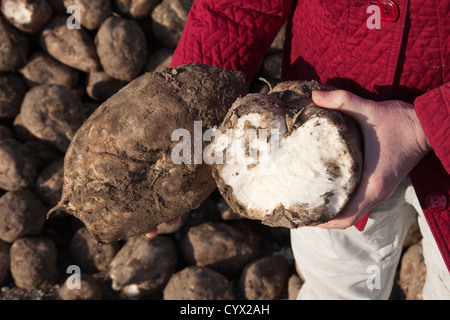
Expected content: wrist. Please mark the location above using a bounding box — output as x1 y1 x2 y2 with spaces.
410 104 432 155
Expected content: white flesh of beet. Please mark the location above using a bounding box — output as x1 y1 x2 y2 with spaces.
217 114 355 223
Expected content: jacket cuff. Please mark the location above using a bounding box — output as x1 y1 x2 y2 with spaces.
414 83 450 174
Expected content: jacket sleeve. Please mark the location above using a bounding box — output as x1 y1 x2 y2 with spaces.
170 0 294 83
414 82 450 174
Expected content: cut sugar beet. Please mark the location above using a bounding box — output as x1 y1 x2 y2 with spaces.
211 80 363 228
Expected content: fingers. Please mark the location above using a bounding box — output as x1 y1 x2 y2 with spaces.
317 147 378 230
311 89 374 229
317 181 372 230
312 89 354 110
141 228 158 239
141 216 182 238
166 216 181 226
312 90 369 123
317 165 392 230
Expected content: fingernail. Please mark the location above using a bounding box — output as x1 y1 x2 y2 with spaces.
141 228 158 238
312 90 329 103
167 216 181 226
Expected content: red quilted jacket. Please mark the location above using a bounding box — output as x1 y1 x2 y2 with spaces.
171 0 450 272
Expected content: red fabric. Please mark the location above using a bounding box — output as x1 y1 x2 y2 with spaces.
171 0 294 83
354 212 370 232
171 0 450 271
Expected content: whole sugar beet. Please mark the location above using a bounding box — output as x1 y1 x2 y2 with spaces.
40 16 101 73
0 15 29 72
1 0 52 34
0 73 27 119
63 0 112 30
51 64 247 244
112 0 160 20
10 236 59 290
151 0 189 49
19 52 80 89
17 84 86 153
95 16 147 82
0 139 37 191
0 189 47 243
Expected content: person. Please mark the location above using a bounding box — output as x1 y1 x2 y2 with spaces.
143 0 450 299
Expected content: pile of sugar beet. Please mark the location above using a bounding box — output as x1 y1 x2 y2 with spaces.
0 0 425 300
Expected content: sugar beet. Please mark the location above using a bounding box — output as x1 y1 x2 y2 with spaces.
51 64 247 244
211 80 363 228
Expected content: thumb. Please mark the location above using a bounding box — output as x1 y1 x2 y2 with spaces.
312 90 367 121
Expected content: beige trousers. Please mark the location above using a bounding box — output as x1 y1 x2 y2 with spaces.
291 176 450 300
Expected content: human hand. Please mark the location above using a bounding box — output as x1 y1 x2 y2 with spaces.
141 216 181 238
311 89 431 229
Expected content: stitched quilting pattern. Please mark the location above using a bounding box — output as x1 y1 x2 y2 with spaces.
171 0 294 81
397 0 450 96
284 0 408 100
